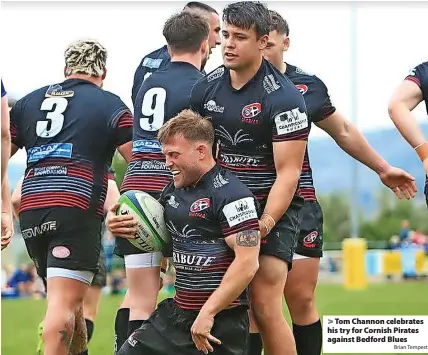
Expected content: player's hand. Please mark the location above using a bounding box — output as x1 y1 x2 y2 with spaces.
378 166 417 200
258 220 268 239
106 203 138 239
191 311 221 354
1 211 13 250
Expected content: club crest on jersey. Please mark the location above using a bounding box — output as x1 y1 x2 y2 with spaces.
190 198 210 212
241 103 262 124
295 84 308 95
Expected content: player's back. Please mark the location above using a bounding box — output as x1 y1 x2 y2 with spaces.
121 61 204 197
10 79 132 216
131 45 171 106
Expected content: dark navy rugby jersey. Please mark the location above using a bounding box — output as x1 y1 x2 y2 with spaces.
285 63 336 202
160 164 259 310
190 59 309 205
9 79 133 216
131 45 170 107
1 80 6 97
405 61 428 115
121 62 204 197
405 61 428 191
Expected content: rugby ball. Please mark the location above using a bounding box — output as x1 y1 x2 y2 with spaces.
117 190 170 252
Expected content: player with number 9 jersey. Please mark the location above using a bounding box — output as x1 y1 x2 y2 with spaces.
8 40 133 285
116 11 208 258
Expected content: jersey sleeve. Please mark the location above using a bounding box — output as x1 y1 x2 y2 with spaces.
269 84 309 142
108 167 115 180
9 99 25 149
405 63 428 99
1 80 6 97
107 99 134 147
216 180 260 237
311 77 336 122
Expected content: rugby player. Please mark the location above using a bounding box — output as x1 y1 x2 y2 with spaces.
109 11 210 352
190 2 310 354
131 2 221 107
389 61 428 208
11 167 120 353
1 80 13 251
8 39 133 355
243 10 417 355
112 110 260 355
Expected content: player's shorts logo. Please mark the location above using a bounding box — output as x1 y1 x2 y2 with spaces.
52 246 71 259
295 84 308 95
303 231 318 248
190 198 211 213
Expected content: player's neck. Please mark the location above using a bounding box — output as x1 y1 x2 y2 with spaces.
66 74 102 87
191 158 216 187
170 54 202 71
229 56 263 90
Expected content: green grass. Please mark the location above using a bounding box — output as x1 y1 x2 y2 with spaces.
2 282 428 355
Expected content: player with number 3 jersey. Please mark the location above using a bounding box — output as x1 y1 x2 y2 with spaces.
8 40 133 355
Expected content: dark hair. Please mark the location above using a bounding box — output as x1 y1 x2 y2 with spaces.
157 109 214 146
163 11 210 54
269 10 289 36
222 1 270 39
184 2 218 14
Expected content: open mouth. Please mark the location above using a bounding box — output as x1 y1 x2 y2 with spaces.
224 52 237 58
171 170 181 177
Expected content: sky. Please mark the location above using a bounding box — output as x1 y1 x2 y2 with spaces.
1 1 428 165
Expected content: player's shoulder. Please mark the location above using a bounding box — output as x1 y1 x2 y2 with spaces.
262 60 302 102
209 166 254 200
13 84 51 111
407 61 428 79
140 45 170 71
196 65 227 87
285 62 327 89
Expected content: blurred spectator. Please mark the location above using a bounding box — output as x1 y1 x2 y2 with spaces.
388 235 401 250
399 220 410 242
3 264 33 297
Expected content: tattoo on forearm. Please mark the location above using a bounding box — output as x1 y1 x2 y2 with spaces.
236 230 260 247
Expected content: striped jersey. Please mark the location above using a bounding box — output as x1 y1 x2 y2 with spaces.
161 164 259 310
121 62 204 198
285 63 336 201
190 59 309 208
9 79 133 216
1 80 6 97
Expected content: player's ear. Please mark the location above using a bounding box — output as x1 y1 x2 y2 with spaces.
283 36 290 52
101 68 107 81
197 143 208 160
258 34 269 51
64 67 68 78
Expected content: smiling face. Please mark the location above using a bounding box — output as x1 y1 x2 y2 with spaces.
163 134 205 188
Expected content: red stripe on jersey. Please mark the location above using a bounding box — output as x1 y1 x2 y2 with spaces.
20 192 90 213
117 112 134 128
405 76 421 88
222 220 259 237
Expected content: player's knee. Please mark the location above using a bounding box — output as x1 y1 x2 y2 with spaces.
286 287 315 317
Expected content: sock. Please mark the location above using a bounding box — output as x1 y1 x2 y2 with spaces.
114 308 130 354
85 318 94 343
248 332 263 355
77 351 88 355
127 320 145 337
293 319 322 355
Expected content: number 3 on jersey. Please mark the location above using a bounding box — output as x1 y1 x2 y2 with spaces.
140 87 166 132
37 97 68 138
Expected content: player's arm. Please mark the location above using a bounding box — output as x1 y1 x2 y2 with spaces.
262 92 308 237
1 83 11 186
316 111 392 173
104 173 120 215
110 108 134 163
1 175 13 250
200 230 260 315
388 76 428 168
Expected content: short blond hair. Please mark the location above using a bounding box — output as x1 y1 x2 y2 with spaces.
157 109 214 146
64 39 107 77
